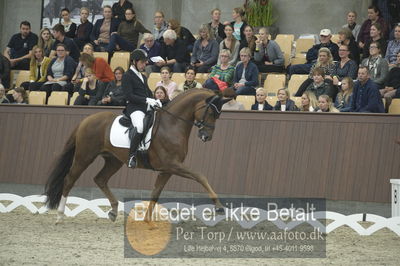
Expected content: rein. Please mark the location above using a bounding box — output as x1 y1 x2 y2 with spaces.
155 96 221 130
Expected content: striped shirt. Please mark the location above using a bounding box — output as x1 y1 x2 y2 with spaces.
209 64 235 85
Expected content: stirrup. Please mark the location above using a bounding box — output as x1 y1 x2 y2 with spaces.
128 156 137 168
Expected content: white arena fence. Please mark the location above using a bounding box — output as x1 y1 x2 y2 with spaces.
1 193 399 236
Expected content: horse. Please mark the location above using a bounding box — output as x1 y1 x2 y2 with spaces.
44 89 231 223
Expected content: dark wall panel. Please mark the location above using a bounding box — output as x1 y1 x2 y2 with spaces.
1 105 400 203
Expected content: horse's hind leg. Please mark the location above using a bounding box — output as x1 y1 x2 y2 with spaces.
145 172 171 222
93 155 123 222
56 158 95 224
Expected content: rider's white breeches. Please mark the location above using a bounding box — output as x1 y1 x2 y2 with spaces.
130 111 145 133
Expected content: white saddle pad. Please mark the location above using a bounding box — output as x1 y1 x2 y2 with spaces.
110 115 153 150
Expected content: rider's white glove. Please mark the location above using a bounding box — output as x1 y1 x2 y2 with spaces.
155 99 162 107
146 98 162 108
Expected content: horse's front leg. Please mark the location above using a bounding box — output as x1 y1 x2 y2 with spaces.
144 172 172 222
166 163 224 213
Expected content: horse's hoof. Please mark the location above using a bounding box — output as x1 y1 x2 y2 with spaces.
215 207 225 214
55 217 64 225
108 211 117 222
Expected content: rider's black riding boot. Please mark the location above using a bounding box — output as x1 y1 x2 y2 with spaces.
127 127 142 168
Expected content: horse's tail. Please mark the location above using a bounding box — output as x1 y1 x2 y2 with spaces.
44 127 77 209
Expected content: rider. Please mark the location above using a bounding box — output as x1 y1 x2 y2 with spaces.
122 49 162 168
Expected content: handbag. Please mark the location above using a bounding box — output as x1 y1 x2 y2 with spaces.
211 77 228 91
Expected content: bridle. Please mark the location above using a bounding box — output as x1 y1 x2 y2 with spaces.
155 95 221 130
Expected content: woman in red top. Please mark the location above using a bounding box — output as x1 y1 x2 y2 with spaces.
78 53 114 82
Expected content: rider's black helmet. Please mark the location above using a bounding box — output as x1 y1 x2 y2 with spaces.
130 49 147 63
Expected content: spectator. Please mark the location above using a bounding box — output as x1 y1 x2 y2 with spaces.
112 0 133 21
191 24 219 73
90 5 120 52
305 67 336 100
333 44 358 83
358 5 389 49
233 47 259 95
78 53 114 82
173 66 202 99
107 8 150 53
217 25 240 66
372 0 390 26
0 84 10 104
72 43 95 85
221 87 245 110
229 7 247 41
361 41 389 88
152 30 190 73
335 77 354 112
82 43 95 56
295 47 336 97
207 8 226 43
337 28 360 64
11 87 28 104
251 88 273 110
97 66 126 106
351 66 384 113
362 23 388 59
308 47 336 79
299 91 318 112
168 19 196 53
59 8 77 39
385 24 400 68
74 68 103 105
20 46 51 91
273 88 298 111
3 21 38 70
41 43 77 98
239 25 258 57
154 85 170 106
342 11 361 42
204 49 235 91
0 54 11 89
140 33 162 75
37 28 55 57
155 66 178 98
152 11 168 42
387 0 400 28
254 27 284 73
289 29 339 76
50 24 80 62
315 95 339 112
74 7 93 50
380 51 400 111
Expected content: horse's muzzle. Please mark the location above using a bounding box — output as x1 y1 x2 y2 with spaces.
198 131 212 142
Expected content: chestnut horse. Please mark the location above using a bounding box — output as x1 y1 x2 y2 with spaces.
44 89 230 223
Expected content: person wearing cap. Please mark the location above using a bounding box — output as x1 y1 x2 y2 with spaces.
122 49 161 168
288 28 339 76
